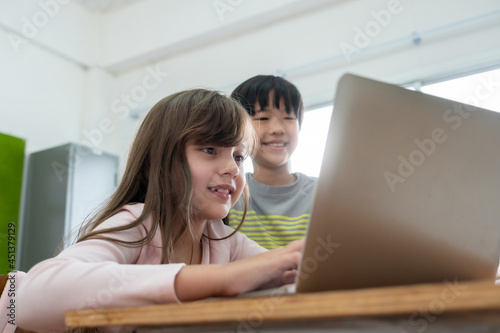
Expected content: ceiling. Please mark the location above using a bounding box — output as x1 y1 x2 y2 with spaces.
73 0 145 13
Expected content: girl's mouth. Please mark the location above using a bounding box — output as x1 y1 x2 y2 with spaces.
209 187 231 194
210 187 231 194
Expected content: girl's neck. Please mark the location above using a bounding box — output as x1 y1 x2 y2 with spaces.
251 164 297 186
172 220 206 265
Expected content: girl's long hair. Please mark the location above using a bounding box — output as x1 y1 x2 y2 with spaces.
76 89 257 263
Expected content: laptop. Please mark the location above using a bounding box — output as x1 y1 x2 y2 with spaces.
243 73 500 297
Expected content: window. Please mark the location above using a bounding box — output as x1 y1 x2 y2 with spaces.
420 68 500 113
290 106 332 177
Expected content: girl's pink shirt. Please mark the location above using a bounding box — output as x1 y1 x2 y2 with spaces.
17 203 266 332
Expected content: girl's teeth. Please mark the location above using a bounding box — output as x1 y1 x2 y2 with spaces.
268 143 285 147
211 188 229 194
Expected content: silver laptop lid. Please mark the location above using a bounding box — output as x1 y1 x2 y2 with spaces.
296 73 500 292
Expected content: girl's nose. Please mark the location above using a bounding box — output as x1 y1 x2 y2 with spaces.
221 157 239 178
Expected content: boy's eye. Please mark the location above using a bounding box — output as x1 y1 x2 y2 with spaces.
201 147 216 155
284 116 296 120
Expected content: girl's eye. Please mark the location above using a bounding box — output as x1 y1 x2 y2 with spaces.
201 147 216 155
234 155 246 164
254 117 268 121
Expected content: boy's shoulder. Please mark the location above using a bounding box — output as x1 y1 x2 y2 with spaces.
245 172 318 185
244 172 317 194
295 172 318 185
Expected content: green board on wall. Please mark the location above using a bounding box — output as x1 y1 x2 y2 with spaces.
0 133 25 274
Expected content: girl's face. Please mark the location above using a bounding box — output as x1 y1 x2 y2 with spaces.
186 140 247 222
251 92 299 170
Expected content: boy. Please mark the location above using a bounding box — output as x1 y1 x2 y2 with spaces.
228 75 318 249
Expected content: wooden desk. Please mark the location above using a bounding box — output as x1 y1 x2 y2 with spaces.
66 280 500 332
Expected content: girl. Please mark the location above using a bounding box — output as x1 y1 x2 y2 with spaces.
16 89 302 332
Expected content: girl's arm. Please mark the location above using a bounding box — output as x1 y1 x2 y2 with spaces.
175 238 303 301
17 238 185 332
17 208 302 331
17 208 185 332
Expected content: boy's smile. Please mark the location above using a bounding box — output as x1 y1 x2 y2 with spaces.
262 139 288 151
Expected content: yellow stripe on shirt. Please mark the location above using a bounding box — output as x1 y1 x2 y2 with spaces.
228 208 310 249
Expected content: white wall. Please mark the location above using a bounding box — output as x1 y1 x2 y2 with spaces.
0 0 96 154
1 0 499 165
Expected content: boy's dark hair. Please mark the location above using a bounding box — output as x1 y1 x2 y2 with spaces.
231 75 304 127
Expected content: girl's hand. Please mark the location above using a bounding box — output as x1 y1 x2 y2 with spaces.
174 238 304 301
221 238 304 296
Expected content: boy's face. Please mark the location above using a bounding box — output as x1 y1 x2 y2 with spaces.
251 91 299 171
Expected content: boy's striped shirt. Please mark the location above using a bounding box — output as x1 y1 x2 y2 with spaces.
228 173 318 249
228 210 310 249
